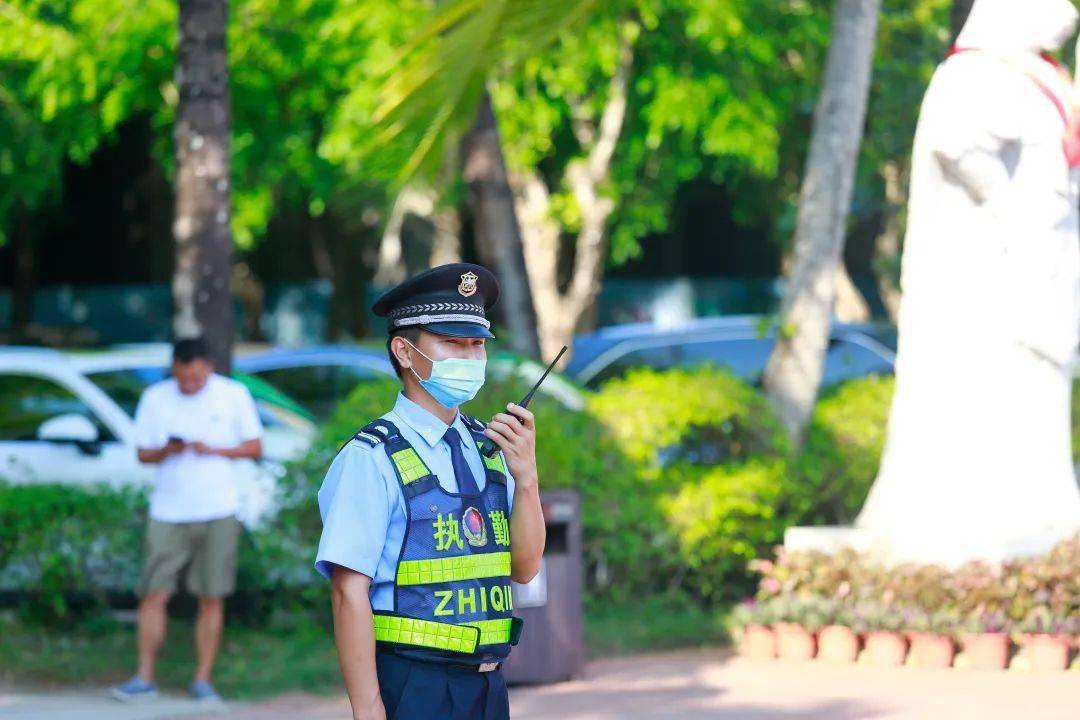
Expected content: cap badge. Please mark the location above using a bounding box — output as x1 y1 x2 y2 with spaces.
458 271 478 298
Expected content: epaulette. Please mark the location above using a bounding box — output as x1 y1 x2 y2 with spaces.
344 419 398 450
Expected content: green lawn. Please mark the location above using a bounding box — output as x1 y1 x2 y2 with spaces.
0 596 730 699
0 612 342 699
585 594 731 657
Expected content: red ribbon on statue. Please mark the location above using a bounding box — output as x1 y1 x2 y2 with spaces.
948 45 1080 168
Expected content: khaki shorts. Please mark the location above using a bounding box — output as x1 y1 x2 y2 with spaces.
137 516 242 598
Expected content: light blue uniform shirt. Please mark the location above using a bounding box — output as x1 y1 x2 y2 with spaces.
315 392 515 611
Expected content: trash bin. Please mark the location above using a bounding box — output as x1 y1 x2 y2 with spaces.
503 489 585 684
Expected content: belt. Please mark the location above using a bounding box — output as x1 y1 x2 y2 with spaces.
377 648 501 674
449 660 501 673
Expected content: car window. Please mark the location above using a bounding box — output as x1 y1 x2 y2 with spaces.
587 345 680 388
252 364 381 420
0 374 115 441
87 367 168 417
677 338 774 382
822 339 893 385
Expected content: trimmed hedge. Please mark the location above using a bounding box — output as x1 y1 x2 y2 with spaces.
2 364 898 623
787 375 893 526
0 482 145 625
296 369 647 600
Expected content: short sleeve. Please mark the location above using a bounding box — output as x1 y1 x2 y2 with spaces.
233 384 263 441
314 442 392 580
503 453 516 515
133 390 161 450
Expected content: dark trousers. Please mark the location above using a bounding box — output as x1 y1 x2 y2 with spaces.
376 651 510 720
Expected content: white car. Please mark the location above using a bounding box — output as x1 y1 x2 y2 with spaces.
0 346 316 526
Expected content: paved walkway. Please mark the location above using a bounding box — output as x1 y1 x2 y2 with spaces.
3 650 1080 719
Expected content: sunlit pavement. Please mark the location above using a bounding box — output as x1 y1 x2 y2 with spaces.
4 649 1080 719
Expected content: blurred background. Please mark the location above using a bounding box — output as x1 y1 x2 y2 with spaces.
3 0 1079 717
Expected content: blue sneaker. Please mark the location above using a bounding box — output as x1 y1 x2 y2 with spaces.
110 676 158 702
190 679 223 703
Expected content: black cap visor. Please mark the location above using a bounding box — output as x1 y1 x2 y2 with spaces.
421 321 495 339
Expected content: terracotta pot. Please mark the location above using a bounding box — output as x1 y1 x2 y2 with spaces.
739 624 776 660
1026 635 1070 672
775 623 817 661
961 633 1010 671
908 633 954 669
817 625 860 663
862 631 908 667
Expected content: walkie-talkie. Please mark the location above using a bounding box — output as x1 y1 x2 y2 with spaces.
479 346 568 458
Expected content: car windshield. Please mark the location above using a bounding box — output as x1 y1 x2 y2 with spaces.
86 367 167 416
85 367 309 431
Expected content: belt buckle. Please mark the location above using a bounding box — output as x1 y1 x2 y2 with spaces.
478 662 499 673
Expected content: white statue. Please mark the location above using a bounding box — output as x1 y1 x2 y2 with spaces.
855 0 1080 565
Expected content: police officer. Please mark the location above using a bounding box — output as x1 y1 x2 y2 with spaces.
315 263 546 720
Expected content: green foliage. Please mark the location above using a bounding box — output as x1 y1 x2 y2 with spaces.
490 0 833 263
307 370 651 600
588 365 789 468
0 482 146 626
788 375 894 526
0 0 174 241
1 368 898 627
661 459 787 600
337 0 600 184
749 534 1080 636
589 366 791 601
0 0 956 282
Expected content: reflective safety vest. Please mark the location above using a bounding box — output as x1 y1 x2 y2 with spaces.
351 414 522 665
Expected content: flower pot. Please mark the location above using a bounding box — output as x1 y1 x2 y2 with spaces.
1026 635 1070 672
775 623 816 661
817 625 860 663
739 624 776 660
862 631 908 667
961 633 1010 671
908 633 954 669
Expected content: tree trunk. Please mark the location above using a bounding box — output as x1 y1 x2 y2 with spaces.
173 0 233 373
462 92 542 360
375 185 460 285
874 159 906 322
833 264 871 323
311 209 371 342
762 0 881 446
514 32 633 363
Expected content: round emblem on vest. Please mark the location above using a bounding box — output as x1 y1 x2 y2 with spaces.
462 506 488 547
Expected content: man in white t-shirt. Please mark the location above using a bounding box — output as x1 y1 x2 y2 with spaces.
111 338 262 704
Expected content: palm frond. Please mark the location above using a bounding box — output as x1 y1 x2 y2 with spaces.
363 0 599 185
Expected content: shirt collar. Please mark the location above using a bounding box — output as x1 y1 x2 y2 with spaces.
392 392 461 448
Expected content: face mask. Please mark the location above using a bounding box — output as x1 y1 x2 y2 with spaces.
404 339 486 409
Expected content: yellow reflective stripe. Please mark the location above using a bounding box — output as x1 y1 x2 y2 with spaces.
466 618 512 646
373 615 478 653
396 552 511 586
391 448 430 484
476 442 507 473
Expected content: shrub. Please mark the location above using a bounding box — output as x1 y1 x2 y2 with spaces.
590 366 792 602
788 375 894 526
749 534 1080 636
287 369 649 601
0 482 145 626
660 460 788 600
589 366 789 469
